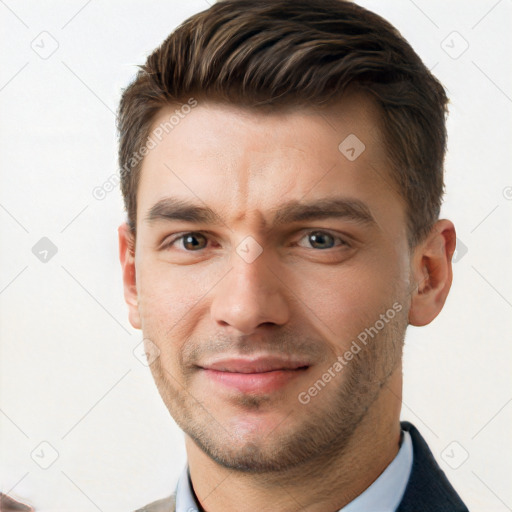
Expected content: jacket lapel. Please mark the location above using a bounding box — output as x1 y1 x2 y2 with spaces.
396 421 469 512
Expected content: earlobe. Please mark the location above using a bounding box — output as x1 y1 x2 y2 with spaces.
118 223 141 330
408 220 456 327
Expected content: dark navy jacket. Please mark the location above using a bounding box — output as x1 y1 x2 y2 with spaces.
397 421 468 512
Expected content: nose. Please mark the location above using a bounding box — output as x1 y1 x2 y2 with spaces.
210 251 290 336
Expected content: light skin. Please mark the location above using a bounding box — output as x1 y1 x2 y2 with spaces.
119 92 456 511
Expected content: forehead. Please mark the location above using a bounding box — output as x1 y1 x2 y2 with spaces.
136 92 404 232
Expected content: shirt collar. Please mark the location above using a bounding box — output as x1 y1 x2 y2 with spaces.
339 429 413 512
175 430 413 512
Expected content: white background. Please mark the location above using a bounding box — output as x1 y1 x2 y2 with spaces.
0 1 511 511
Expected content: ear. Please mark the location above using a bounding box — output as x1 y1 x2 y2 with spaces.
408 219 456 327
118 223 141 330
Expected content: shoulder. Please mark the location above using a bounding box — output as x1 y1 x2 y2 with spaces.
133 493 176 512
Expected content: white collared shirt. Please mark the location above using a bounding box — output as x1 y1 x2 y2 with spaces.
175 430 413 512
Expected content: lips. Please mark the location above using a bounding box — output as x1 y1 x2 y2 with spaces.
202 357 310 373
199 356 310 393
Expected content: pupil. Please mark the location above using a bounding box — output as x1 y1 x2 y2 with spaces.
310 232 333 249
184 234 204 250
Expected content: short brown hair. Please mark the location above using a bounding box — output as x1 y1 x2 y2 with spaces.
117 0 448 246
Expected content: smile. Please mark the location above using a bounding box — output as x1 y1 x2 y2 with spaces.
199 356 311 393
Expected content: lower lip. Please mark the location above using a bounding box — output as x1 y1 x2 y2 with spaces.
202 368 307 394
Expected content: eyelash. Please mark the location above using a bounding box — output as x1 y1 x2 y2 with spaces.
161 230 349 251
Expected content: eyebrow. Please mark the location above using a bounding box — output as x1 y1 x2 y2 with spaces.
271 197 375 226
144 196 376 228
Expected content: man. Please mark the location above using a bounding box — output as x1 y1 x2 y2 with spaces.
117 0 468 510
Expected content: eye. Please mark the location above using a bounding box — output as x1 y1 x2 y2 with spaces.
297 230 347 250
163 232 209 251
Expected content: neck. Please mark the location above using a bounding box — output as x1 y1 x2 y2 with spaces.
186 370 402 512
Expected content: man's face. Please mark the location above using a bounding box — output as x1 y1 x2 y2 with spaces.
126 93 414 472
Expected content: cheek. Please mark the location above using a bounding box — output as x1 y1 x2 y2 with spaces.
135 258 220 350
137 268 178 319
288 252 406 347
137 278 198 379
